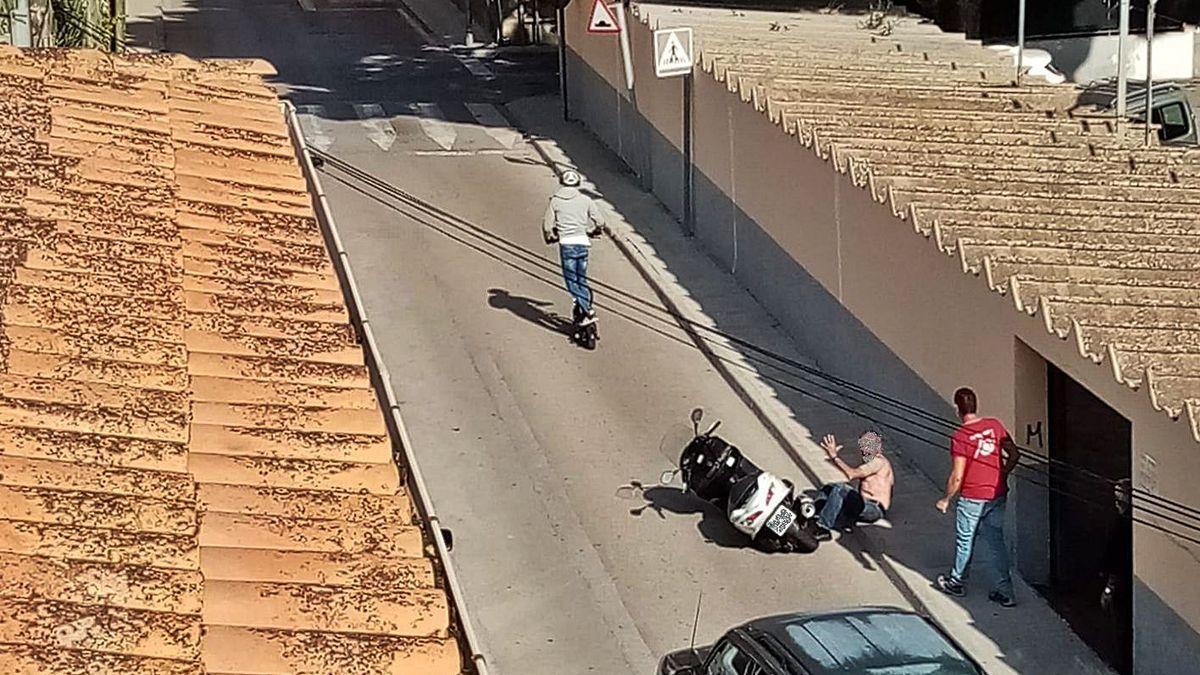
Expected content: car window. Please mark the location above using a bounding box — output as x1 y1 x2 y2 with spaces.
1152 102 1190 141
781 612 981 674
706 640 759 675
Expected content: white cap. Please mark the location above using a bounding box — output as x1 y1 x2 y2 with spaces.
561 170 581 187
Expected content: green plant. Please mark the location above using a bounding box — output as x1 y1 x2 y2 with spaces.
53 0 123 49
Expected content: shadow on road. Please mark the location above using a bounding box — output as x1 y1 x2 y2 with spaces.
487 288 572 336
633 486 760 550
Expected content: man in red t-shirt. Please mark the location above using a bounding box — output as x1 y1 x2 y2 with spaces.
935 387 1021 606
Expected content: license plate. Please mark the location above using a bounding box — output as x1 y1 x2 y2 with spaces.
765 505 796 536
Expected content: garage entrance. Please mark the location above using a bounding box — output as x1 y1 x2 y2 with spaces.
1046 364 1132 674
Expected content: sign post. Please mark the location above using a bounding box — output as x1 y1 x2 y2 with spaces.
653 27 694 78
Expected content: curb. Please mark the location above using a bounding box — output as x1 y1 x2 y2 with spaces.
281 101 491 675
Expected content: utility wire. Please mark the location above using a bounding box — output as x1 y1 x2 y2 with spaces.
307 146 1200 543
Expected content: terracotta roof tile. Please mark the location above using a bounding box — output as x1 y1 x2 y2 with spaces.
0 48 460 673
641 4 1200 442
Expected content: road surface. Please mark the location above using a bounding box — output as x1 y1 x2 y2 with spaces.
146 2 1114 673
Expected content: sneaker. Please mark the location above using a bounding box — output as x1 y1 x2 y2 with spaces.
579 312 597 327
988 590 1016 608
936 574 965 597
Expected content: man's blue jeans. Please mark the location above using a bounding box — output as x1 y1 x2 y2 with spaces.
951 495 1013 597
560 244 592 314
817 482 884 531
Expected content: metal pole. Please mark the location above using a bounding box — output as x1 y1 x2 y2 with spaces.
1145 0 1157 145
1016 0 1026 83
1116 0 1130 121
683 73 694 236
495 0 505 45
532 0 540 44
615 1 634 91
558 7 569 121
466 0 476 47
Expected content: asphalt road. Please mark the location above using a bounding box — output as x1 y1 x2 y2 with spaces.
151 3 1112 674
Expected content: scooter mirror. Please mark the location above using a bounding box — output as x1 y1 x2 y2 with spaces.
660 470 677 485
690 408 704 425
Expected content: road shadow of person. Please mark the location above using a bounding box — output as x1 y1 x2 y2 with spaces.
487 288 572 336
634 485 755 550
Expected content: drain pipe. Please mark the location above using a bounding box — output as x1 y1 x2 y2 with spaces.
281 101 491 675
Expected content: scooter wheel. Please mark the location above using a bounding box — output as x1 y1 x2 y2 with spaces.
582 329 597 350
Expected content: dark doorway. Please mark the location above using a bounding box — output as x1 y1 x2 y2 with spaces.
1045 364 1132 674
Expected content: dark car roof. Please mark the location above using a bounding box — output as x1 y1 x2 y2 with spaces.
742 607 983 674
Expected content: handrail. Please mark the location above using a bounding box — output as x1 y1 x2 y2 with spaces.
281 100 491 675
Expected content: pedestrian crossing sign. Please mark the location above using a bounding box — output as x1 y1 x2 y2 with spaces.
587 0 620 34
654 27 693 78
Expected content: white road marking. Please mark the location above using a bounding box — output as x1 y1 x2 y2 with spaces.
410 102 457 151
410 148 515 156
353 103 397 151
295 104 333 151
456 55 495 80
463 102 521 149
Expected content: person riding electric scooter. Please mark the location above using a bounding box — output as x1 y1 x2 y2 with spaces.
543 170 605 349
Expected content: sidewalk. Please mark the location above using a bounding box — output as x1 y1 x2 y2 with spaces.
505 94 1114 675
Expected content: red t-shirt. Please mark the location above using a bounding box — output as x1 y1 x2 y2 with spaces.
951 418 1010 500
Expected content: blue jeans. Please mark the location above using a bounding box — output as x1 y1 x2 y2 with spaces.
560 244 592 314
817 482 884 531
951 495 1013 597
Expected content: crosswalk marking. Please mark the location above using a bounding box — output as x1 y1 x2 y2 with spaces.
410 102 458 151
455 55 495 80
353 103 398 151
463 103 521 149
295 105 333 151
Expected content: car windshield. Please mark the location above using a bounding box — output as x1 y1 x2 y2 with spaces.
781 612 981 674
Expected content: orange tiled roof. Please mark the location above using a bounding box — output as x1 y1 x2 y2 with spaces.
640 4 1200 444
0 46 460 673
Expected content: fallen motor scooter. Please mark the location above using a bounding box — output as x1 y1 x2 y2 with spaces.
661 408 820 553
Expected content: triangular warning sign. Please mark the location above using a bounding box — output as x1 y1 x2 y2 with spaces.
657 31 692 73
587 0 620 34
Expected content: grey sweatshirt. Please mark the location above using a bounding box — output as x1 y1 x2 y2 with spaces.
543 187 605 246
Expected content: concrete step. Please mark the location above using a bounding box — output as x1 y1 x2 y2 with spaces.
189 375 377 408
189 423 391 463
202 580 448 637
0 597 201 660
197 483 412 523
200 625 459 674
0 456 194 502
186 352 371 389
0 422 188 473
191 402 386 436
198 512 423 557
199 548 434 588
187 453 399 494
0 552 202 614
0 643 202 675
0 520 199 569
0 484 195 534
